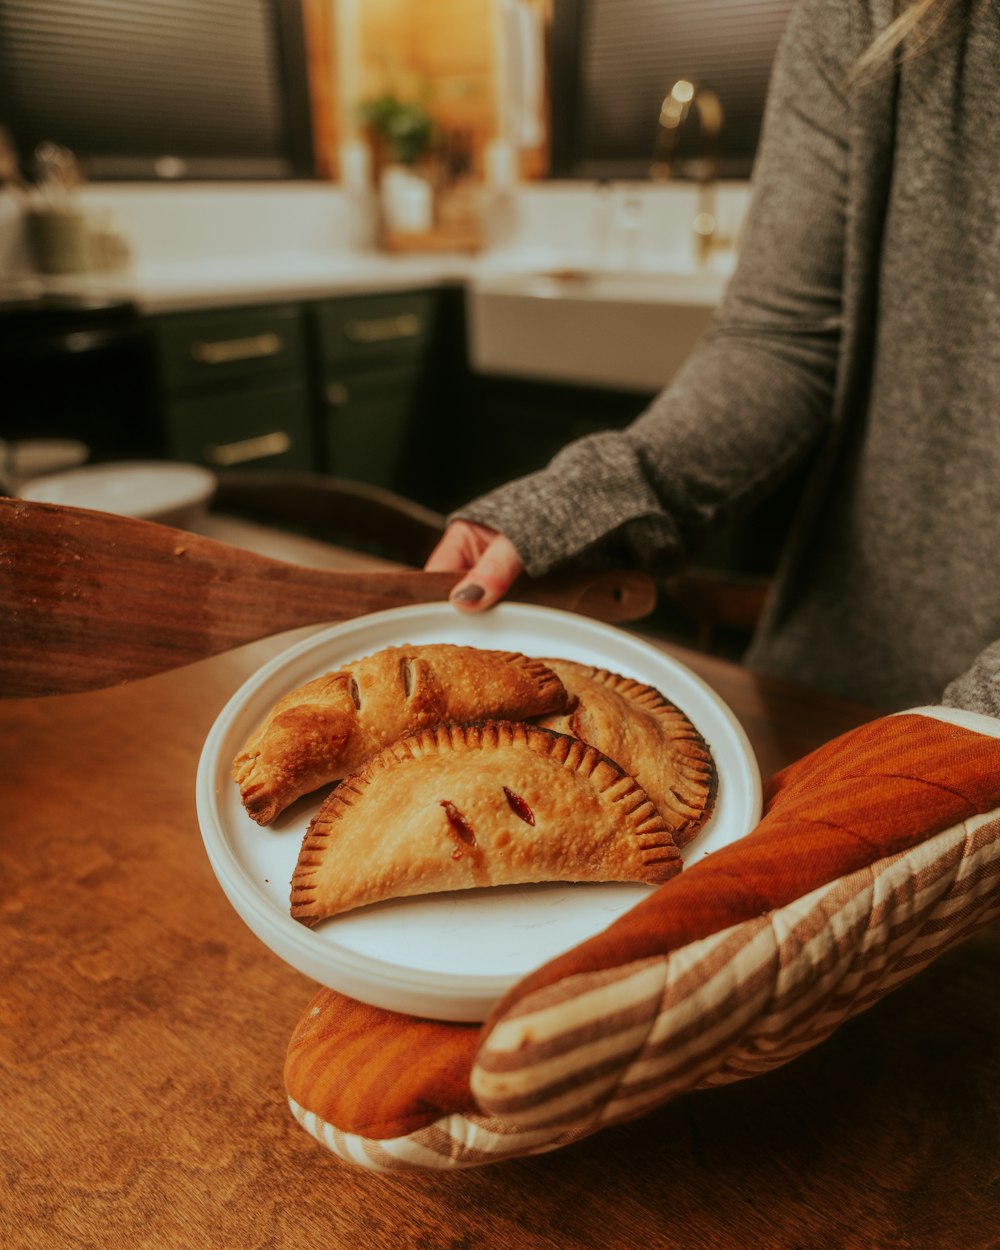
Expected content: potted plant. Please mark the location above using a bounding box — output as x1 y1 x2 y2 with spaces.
359 92 436 235
359 92 435 167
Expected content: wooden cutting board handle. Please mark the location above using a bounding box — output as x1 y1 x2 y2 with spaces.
0 498 657 697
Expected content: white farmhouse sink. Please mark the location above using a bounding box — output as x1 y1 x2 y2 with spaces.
467 265 731 392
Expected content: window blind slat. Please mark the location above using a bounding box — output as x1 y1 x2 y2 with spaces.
0 0 311 178
552 0 795 180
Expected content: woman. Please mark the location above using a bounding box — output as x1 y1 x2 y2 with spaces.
427 0 1000 714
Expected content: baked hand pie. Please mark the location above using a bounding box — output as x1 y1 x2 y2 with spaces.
290 720 682 924
534 658 715 847
233 645 567 825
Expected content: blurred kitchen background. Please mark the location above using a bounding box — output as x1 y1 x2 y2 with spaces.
0 0 797 651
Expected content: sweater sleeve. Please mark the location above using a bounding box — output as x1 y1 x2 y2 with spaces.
457 0 852 577
941 643 1000 718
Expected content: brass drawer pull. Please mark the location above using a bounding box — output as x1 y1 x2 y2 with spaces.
343 313 421 344
190 331 282 365
325 382 349 407
205 430 291 467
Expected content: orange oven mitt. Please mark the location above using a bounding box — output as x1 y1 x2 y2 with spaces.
283 707 1000 1172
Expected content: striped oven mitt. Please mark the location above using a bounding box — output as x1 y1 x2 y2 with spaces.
283 707 1000 1172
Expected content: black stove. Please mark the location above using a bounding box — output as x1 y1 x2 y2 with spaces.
0 290 162 460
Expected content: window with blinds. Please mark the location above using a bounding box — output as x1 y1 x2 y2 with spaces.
0 0 314 180
549 0 795 180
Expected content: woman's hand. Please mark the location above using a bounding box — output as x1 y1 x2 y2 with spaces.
424 520 524 612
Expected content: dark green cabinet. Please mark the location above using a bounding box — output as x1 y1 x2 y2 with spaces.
319 367 422 488
162 377 314 470
312 290 437 368
150 303 315 471
148 289 455 500
310 289 442 492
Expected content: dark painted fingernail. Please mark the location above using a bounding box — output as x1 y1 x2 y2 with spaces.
452 583 486 603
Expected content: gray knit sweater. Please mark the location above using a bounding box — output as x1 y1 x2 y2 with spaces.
460 0 1000 714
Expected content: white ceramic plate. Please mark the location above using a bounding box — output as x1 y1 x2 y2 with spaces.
20 460 216 527
197 604 762 1021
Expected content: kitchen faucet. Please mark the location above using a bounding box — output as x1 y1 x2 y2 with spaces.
650 79 726 266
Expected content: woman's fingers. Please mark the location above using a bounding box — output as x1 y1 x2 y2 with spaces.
448 532 524 610
424 519 493 573
424 522 524 611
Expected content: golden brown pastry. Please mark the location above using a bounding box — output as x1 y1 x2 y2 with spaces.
233 645 567 825
290 720 682 924
534 658 715 847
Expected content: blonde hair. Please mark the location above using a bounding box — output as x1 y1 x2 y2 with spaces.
852 0 963 80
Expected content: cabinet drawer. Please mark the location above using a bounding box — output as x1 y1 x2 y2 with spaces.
313 291 437 367
153 304 307 393
163 378 314 470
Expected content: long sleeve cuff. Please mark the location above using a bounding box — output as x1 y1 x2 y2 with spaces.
451 430 685 577
941 640 1000 718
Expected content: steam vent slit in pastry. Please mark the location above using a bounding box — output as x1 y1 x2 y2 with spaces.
535 658 716 847
232 645 568 825
290 721 683 925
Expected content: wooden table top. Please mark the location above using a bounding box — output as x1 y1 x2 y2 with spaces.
3 528 998 1250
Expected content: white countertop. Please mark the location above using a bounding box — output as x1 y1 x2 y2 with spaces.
1 181 749 317
6 245 735 317
130 250 481 312
0 250 476 313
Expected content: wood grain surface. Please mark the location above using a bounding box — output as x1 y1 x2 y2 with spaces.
0 498 653 696
2 609 998 1249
